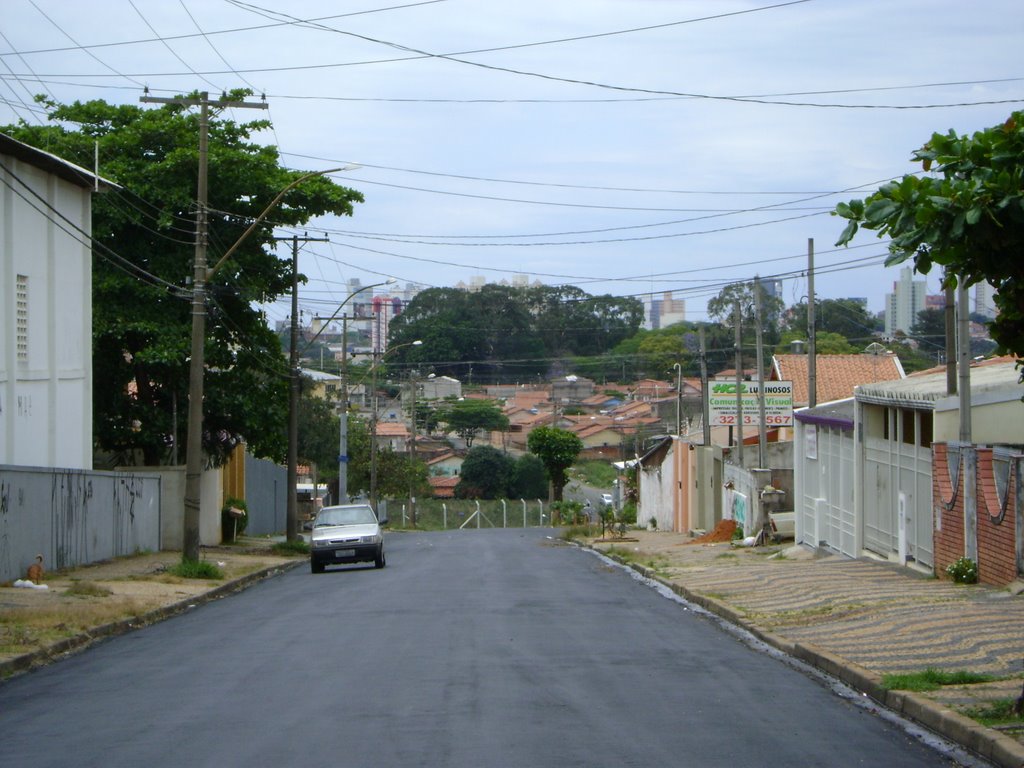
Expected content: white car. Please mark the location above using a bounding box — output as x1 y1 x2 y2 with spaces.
600 493 614 507
309 504 385 573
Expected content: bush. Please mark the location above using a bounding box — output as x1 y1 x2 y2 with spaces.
170 559 224 580
945 556 978 584
221 497 249 543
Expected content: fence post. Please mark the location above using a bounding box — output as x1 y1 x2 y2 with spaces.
537 499 545 526
442 503 447 530
502 499 507 528
476 500 481 530
522 499 527 527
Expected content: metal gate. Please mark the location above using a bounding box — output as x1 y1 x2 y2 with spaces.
862 408 934 567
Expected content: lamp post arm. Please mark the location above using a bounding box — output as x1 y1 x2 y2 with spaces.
208 167 343 279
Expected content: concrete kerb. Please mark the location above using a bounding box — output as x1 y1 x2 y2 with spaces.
591 544 1024 768
0 559 303 682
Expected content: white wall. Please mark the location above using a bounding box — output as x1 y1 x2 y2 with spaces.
1 154 92 469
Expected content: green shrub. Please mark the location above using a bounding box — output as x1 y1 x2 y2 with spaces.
945 556 978 584
171 560 224 580
619 502 637 525
272 539 309 556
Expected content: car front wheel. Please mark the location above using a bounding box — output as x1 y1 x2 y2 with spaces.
311 558 325 574
374 548 386 569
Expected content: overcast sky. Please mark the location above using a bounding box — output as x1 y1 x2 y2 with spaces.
2 0 1021 329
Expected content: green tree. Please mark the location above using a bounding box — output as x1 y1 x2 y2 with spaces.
373 448 430 500
3 95 362 466
775 330 857 356
784 298 880 345
834 110 1024 363
707 282 784 373
527 426 583 502
909 308 947 354
508 453 549 499
437 398 510 448
455 446 514 499
297 383 340 483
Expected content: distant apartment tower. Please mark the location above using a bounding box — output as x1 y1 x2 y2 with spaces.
644 291 687 330
974 281 998 320
884 266 927 337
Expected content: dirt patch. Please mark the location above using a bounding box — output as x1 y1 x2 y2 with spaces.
687 519 737 544
0 549 299 666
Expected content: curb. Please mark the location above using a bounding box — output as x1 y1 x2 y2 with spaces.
595 547 1024 768
0 559 303 683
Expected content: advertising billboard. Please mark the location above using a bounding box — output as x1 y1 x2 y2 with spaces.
707 380 794 427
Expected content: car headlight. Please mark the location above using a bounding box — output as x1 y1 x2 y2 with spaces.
360 534 381 544
313 539 332 549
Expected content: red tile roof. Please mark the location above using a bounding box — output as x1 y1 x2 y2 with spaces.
772 353 904 406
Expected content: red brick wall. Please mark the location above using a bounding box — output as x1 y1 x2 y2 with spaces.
975 448 1020 586
933 444 966 576
933 443 1021 587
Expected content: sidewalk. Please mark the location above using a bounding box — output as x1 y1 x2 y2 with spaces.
0 538 303 679
587 530 1024 768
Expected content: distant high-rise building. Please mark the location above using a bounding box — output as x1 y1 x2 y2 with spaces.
884 266 927 337
641 291 687 330
974 281 998 320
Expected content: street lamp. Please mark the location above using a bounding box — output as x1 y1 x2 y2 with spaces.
285 278 395 530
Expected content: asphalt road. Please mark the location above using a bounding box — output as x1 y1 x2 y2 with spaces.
0 529 967 767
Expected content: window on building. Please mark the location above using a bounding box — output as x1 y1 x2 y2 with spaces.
16 274 28 363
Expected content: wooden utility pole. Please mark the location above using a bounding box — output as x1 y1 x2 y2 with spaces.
139 91 267 562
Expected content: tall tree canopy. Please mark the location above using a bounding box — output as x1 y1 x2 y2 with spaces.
835 110 1024 362
387 284 643 382
3 95 362 466
527 426 583 502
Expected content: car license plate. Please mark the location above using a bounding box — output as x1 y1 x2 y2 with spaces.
335 549 355 558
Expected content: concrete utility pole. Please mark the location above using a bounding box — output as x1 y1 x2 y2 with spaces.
281 233 328 542
957 281 972 443
140 91 267 563
945 272 957 395
698 326 711 446
673 362 683 436
754 278 767 469
807 238 817 409
734 298 744 467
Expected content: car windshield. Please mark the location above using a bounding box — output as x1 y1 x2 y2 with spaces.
314 506 378 527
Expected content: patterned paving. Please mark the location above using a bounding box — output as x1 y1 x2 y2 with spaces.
598 534 1024 678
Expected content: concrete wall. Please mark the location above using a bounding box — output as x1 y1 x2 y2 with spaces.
638 444 675 532
0 464 160 583
141 466 222 550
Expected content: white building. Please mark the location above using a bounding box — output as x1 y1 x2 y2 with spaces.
884 266 927 337
974 281 998 320
1 133 111 470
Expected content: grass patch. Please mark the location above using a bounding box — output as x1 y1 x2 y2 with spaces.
561 524 599 542
881 668 995 692
963 697 1024 728
570 460 618 488
65 581 113 598
716 552 738 560
0 599 148 656
271 539 309 556
169 560 224 580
